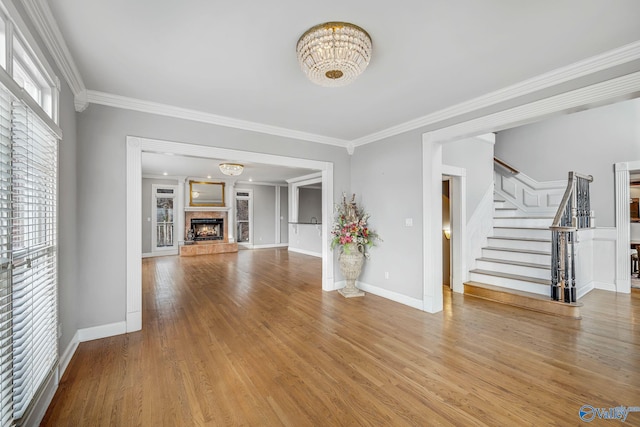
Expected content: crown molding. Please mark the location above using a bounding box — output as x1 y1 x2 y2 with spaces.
86 90 349 148
427 70 640 144
351 40 640 147
21 0 88 112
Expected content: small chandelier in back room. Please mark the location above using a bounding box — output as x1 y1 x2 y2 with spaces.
296 22 372 87
219 163 244 176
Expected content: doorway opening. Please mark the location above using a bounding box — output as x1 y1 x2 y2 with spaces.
442 179 452 288
126 137 335 333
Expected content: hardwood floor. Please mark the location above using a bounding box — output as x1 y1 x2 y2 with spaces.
42 249 640 426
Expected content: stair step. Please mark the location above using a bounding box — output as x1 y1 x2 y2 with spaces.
494 217 553 227
476 257 550 270
487 236 551 252
464 281 581 319
474 258 550 280
469 269 550 296
493 210 556 218
482 247 551 264
470 269 550 285
493 227 551 239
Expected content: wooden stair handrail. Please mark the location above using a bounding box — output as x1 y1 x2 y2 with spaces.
494 157 519 175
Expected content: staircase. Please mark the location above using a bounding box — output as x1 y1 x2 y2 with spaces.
465 195 581 319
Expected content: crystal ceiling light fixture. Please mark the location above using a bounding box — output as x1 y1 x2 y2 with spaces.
296 21 372 87
219 163 244 176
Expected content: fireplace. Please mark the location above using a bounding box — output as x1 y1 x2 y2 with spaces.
190 218 224 241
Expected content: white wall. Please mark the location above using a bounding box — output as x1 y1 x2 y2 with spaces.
495 98 640 226
76 104 350 329
442 137 494 222
288 224 323 257
442 136 494 273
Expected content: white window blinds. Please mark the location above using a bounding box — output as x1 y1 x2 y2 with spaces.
0 82 58 424
0 80 13 427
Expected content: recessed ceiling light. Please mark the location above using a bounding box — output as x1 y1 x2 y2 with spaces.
207 175 211 179
163 172 168 176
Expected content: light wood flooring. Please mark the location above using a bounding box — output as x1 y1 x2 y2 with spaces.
42 249 640 426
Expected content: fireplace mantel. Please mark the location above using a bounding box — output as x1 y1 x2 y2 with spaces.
184 206 231 212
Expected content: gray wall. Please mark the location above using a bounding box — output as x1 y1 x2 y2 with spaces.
141 178 179 253
298 187 322 223
350 129 424 300
57 81 79 357
238 184 278 245
495 98 640 226
76 105 350 328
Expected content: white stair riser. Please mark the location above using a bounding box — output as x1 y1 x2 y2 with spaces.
487 237 550 252
494 217 553 228
475 260 550 280
493 209 554 218
482 248 551 264
468 272 550 296
493 227 550 239
494 209 524 217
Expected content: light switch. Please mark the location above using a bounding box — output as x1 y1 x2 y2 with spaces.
405 218 413 227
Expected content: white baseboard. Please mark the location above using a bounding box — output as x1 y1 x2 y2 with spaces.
577 281 595 299
78 321 127 343
59 331 80 380
243 243 288 250
142 249 178 258
287 247 322 258
336 280 424 310
597 281 618 292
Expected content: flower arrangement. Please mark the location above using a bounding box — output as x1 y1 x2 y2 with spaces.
330 193 380 258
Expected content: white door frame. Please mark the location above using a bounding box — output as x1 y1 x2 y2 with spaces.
442 166 466 294
422 72 640 313
126 137 334 332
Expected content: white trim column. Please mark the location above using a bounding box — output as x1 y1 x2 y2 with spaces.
227 180 236 243
615 161 638 294
422 134 444 313
126 137 142 332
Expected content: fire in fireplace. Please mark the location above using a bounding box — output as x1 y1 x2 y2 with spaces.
190 218 224 241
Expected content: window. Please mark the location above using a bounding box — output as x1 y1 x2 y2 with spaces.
152 185 177 251
0 5 58 124
236 190 252 244
0 81 58 425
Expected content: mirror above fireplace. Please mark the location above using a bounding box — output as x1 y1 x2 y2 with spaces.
189 181 225 207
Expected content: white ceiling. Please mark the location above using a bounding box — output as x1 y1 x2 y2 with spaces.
141 151 318 183
42 1 640 179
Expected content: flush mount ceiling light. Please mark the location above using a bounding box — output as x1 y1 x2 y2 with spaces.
296 21 372 87
219 163 244 176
